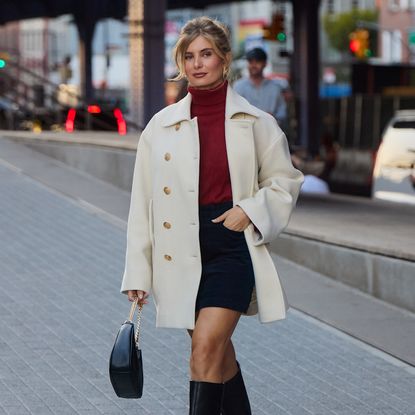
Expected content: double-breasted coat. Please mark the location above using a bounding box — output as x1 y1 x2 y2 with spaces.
121 85 304 329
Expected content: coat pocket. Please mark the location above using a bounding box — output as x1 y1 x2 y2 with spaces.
148 199 154 249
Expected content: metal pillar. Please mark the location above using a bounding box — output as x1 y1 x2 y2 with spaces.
292 0 321 156
129 0 166 128
129 0 144 128
75 17 96 104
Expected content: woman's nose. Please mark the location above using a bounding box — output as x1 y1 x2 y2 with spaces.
193 57 202 69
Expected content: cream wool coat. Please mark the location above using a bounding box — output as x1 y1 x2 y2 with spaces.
121 85 304 329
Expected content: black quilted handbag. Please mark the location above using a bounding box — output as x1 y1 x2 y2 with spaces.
109 299 144 398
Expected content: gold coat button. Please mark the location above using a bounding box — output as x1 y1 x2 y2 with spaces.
164 254 172 261
175 123 180 131
163 221 171 229
163 186 171 195
164 153 171 161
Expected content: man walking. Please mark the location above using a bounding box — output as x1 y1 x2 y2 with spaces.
234 47 287 126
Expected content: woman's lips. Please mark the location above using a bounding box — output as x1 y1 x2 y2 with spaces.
193 73 207 78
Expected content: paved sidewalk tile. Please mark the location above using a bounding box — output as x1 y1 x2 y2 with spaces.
0 163 414 415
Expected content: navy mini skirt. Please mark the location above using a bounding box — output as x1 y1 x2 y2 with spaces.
196 200 255 313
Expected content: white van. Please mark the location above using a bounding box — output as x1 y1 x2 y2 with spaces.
372 110 415 205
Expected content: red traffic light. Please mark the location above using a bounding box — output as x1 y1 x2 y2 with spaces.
349 39 360 53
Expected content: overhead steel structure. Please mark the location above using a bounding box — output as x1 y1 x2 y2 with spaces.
0 0 321 155
0 0 127 104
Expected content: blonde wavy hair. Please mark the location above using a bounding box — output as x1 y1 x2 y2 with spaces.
171 16 232 82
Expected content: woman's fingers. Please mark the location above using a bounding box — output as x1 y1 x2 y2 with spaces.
127 290 138 301
211 210 229 223
222 206 251 231
127 290 148 303
211 207 251 231
139 291 149 305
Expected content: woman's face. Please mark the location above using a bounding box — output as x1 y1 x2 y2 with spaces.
184 35 225 89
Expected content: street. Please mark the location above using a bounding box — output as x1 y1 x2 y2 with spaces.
0 138 414 415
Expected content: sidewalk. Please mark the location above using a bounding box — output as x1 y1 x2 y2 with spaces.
0 138 415 414
287 193 415 261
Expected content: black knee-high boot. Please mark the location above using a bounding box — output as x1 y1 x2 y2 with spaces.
221 362 252 415
189 380 224 415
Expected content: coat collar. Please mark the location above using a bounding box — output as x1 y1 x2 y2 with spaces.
159 84 261 127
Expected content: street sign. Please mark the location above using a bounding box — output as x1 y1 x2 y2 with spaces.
409 30 415 45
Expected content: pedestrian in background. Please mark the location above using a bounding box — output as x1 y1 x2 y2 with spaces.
234 47 287 127
121 16 303 415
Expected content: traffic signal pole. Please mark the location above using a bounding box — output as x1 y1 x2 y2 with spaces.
292 0 321 157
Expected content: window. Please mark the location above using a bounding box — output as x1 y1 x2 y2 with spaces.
382 30 392 61
401 0 409 9
389 0 410 10
389 0 401 10
392 30 403 61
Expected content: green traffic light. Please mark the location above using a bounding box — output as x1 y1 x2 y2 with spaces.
364 49 372 57
0 59 6 69
277 32 287 42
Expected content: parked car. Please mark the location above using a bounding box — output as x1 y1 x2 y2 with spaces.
64 102 127 135
372 110 415 205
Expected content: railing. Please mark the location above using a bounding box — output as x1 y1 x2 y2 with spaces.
283 93 415 151
322 94 415 150
0 55 142 132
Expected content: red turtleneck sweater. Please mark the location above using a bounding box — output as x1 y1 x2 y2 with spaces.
188 81 233 205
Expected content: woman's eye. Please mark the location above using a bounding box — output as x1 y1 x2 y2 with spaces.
203 52 212 57
185 55 192 60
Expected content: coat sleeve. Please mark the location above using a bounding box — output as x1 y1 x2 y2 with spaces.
237 114 304 246
120 124 153 295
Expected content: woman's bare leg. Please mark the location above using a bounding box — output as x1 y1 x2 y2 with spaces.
188 310 239 382
221 340 239 382
188 307 241 382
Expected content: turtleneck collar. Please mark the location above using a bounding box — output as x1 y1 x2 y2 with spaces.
188 80 228 106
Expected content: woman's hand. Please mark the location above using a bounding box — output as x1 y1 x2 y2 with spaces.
211 206 251 231
127 290 149 305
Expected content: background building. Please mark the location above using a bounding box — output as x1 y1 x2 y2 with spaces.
378 0 415 63
1 1 294 91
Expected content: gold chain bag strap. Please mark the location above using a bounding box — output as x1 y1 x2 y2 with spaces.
129 299 143 347
109 299 144 399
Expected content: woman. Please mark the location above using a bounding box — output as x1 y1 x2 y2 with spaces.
121 16 303 415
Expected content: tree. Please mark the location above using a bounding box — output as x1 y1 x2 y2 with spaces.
323 9 378 55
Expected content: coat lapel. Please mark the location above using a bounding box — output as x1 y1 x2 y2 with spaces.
225 86 260 202
225 117 256 202
159 84 261 202
159 93 192 127
225 85 261 120
159 83 260 126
